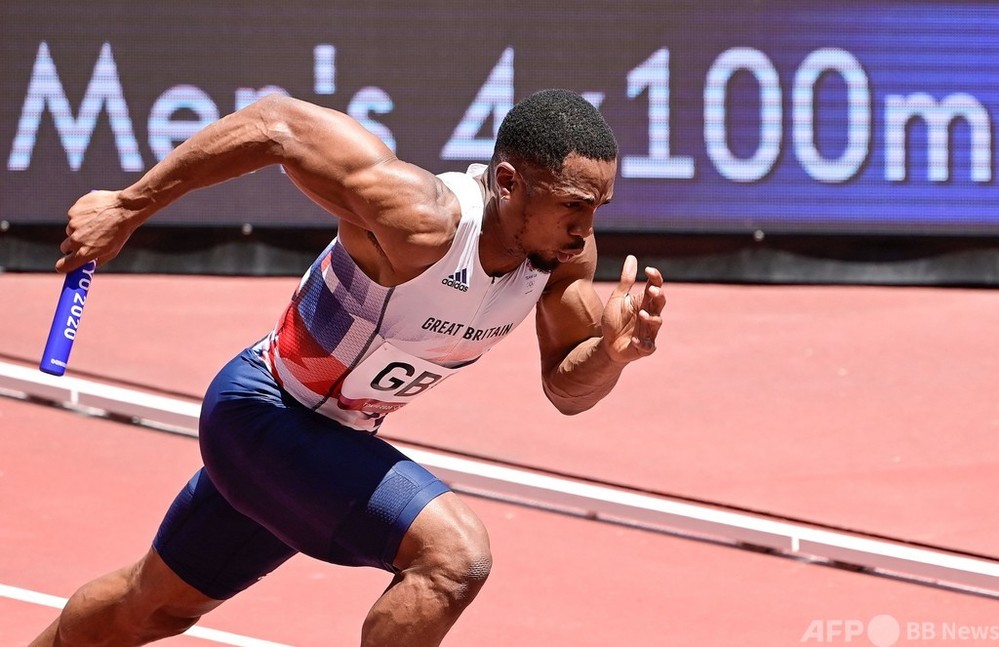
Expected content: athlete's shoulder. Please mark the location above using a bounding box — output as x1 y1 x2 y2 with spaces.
435 165 485 223
334 163 463 285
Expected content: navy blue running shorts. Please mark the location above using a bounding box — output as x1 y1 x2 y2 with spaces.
152 347 450 600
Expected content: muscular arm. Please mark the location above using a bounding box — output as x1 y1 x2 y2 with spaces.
57 95 452 274
536 238 665 415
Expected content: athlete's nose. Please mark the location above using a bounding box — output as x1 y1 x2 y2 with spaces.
569 213 594 239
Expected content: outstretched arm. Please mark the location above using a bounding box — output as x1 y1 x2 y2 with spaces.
536 240 666 415
56 95 447 273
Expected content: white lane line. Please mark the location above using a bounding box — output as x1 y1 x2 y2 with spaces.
2 359 998 595
0 584 293 647
0 584 66 609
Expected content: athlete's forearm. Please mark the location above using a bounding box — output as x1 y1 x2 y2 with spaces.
118 96 286 223
542 336 629 415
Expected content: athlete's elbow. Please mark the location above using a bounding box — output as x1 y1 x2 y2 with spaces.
542 383 595 416
250 95 293 146
245 95 319 162
554 400 593 416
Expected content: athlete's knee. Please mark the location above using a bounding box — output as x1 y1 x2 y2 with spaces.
135 607 203 643
438 530 492 603
51 562 203 646
54 549 220 645
133 548 222 639
400 496 493 606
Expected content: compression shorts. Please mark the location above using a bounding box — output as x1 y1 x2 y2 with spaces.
153 348 450 599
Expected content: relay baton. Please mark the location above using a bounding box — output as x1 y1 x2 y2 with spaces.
39 260 97 376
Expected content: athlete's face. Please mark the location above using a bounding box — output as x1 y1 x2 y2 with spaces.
506 154 616 273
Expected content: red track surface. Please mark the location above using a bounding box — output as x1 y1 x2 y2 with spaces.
2 273 997 645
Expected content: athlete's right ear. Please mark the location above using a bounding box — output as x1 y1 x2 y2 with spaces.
493 162 517 199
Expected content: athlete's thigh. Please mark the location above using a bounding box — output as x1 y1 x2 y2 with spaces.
153 466 296 600
135 547 226 617
198 348 451 572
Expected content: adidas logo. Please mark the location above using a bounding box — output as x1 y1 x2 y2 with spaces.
442 268 470 292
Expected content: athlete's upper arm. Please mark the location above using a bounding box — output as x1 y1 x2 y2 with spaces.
535 235 604 376
262 96 442 226
260 95 453 263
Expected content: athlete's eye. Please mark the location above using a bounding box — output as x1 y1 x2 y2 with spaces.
564 201 581 210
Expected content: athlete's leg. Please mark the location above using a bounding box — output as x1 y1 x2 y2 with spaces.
361 492 492 647
30 547 222 647
51 347 493 646
29 461 295 647
194 349 493 645
31 349 300 646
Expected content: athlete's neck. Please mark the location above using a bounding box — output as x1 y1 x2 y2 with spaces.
476 169 526 277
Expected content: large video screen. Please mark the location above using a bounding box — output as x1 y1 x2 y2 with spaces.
3 1 998 235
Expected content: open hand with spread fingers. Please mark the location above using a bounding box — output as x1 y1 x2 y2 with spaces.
600 254 666 363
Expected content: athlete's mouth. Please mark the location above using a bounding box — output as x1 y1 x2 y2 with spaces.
556 247 583 263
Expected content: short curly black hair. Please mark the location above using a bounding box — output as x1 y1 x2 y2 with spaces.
493 89 618 174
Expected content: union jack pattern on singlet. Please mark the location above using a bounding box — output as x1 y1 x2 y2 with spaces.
269 241 391 407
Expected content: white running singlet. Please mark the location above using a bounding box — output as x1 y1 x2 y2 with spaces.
257 165 550 431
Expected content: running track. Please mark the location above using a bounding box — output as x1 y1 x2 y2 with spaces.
1 272 997 645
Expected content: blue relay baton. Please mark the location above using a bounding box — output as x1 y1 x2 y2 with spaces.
39 260 97 376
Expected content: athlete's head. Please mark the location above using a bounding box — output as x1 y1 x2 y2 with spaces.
493 88 618 175
491 89 618 273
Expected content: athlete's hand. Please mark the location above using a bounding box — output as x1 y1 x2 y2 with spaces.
56 190 140 273
600 255 665 363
